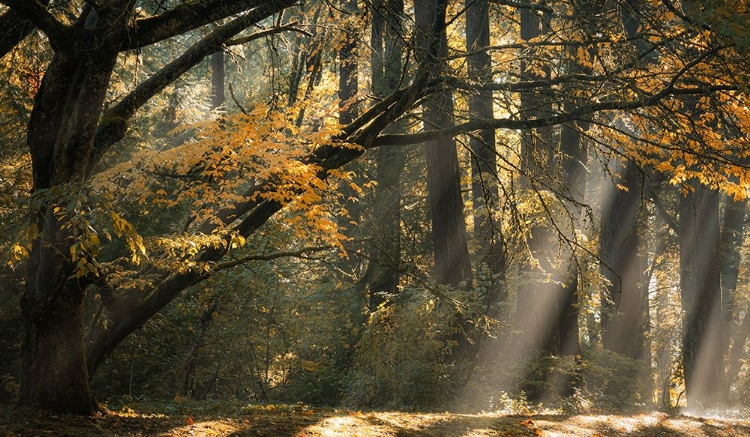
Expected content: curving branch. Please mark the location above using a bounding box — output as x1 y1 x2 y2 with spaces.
0 0 66 42
123 0 297 50
0 0 50 58
90 13 296 175
371 84 740 147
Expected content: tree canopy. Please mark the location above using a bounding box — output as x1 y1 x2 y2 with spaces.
0 0 749 415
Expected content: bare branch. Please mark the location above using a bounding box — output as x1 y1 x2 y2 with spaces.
215 245 335 270
224 22 310 48
371 84 739 147
486 0 553 13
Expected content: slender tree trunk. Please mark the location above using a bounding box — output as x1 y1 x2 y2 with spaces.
679 182 727 410
362 0 407 310
210 51 225 110
466 0 505 309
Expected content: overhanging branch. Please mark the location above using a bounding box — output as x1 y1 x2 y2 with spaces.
123 0 296 50
0 0 65 42
371 84 739 147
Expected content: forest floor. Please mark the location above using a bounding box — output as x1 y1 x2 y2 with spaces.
2 401 750 436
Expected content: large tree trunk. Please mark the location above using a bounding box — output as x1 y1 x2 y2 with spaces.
719 197 747 351
600 163 648 357
20 37 122 414
679 182 727 410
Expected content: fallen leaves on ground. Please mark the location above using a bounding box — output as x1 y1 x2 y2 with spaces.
1 403 750 436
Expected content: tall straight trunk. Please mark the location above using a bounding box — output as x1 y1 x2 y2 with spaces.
415 0 471 288
362 0 407 310
599 0 651 395
516 5 560 401
466 0 505 309
600 161 649 402
337 0 362 258
720 196 746 388
679 182 727 410
720 197 746 348
338 0 359 128
600 162 647 357
210 51 225 109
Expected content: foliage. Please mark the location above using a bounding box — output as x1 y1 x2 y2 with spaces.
2 0 750 416
343 287 469 409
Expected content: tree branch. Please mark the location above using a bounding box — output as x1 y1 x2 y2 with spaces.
0 0 65 42
371 84 739 147
90 11 295 175
123 0 296 50
487 0 553 13
224 22 310 48
215 245 335 270
0 0 50 58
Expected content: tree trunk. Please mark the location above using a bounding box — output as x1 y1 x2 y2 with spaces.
600 161 649 402
719 196 746 390
719 196 747 350
466 0 505 309
361 0 407 310
600 162 647 357
20 36 122 414
210 51 225 110
415 0 472 289
679 182 727 410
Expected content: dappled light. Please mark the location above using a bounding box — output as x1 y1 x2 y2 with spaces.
3 404 750 436
1 0 750 433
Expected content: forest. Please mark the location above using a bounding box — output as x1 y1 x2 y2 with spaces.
0 0 750 433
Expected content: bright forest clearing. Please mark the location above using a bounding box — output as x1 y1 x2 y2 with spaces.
2 402 750 436
1 0 750 431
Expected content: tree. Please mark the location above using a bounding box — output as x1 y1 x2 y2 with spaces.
360 0 408 310
415 0 472 288
465 0 506 309
2 0 749 414
679 182 726 409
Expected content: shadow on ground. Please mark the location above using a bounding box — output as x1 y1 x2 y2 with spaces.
2 404 750 436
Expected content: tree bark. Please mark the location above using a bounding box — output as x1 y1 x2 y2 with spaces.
415 0 472 288
600 161 649 403
362 0 407 310
19 3 127 412
679 182 727 410
600 162 647 358
466 0 506 309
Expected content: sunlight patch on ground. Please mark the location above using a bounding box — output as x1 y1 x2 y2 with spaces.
162 420 241 436
298 415 392 437
570 412 666 434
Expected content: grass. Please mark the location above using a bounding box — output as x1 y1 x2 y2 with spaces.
1 401 750 436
